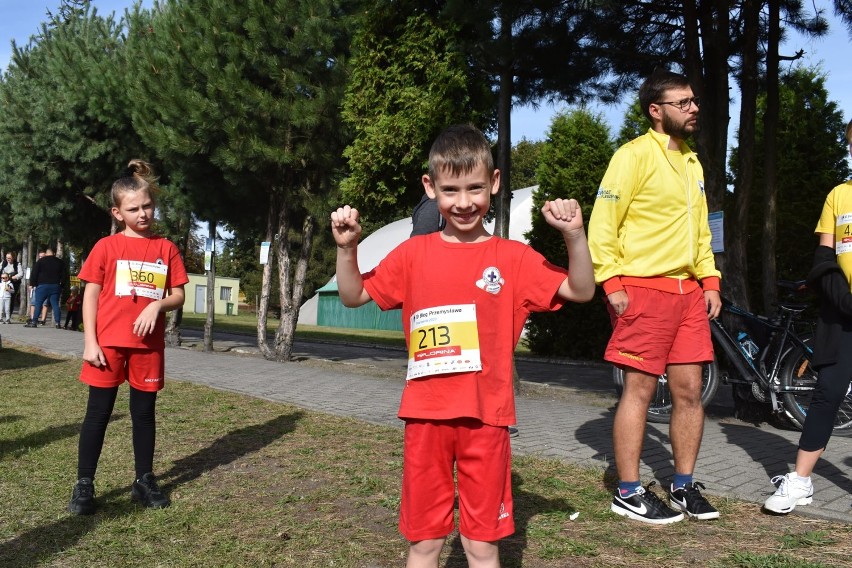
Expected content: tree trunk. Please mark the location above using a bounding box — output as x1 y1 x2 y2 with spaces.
203 220 216 352
493 8 512 241
726 0 761 312
761 1 781 313
166 213 193 348
20 237 31 317
276 214 315 362
165 309 182 347
258 200 276 359
685 1 731 297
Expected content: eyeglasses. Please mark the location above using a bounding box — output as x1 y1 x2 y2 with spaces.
655 96 700 112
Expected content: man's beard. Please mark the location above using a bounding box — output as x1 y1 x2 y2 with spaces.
662 111 698 141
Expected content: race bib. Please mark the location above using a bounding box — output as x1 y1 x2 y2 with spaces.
115 260 168 300
406 304 481 380
836 213 852 256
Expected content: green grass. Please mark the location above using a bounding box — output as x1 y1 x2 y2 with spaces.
2 345 851 567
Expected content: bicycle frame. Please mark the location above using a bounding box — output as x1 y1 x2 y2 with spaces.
710 298 813 414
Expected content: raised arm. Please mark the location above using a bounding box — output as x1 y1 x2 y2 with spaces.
331 205 372 307
541 198 596 303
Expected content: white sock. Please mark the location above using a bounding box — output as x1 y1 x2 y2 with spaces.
792 472 812 485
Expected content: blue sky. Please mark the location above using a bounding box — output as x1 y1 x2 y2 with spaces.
2 1 850 145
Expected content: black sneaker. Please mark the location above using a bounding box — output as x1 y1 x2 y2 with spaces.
611 481 685 524
131 473 170 509
68 478 97 515
669 481 720 520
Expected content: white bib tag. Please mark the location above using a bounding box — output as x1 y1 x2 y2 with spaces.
406 304 481 380
115 260 168 300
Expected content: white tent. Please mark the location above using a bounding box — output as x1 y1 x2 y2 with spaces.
298 186 538 325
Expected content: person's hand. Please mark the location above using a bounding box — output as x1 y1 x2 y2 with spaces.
330 205 362 248
608 289 629 317
705 289 722 320
541 198 584 236
83 342 107 367
133 301 161 337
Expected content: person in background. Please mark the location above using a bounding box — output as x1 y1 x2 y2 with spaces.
67 160 188 516
64 285 82 331
763 118 852 514
1 272 14 323
1 251 23 315
27 249 63 328
588 69 722 524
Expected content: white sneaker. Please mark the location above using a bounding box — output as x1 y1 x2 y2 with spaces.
763 473 813 514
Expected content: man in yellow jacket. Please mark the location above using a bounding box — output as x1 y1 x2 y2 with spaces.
589 69 722 525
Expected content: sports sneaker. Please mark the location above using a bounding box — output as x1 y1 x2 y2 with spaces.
131 473 171 509
763 473 813 514
669 481 720 520
611 481 684 524
68 477 97 515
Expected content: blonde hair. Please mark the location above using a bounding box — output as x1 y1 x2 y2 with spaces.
111 159 160 207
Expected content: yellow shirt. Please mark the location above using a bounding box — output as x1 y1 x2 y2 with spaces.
815 180 852 290
588 129 721 294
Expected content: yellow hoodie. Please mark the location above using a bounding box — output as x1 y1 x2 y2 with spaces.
588 128 721 295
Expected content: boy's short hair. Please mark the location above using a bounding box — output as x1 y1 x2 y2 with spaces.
427 124 494 182
638 68 693 122
846 118 852 144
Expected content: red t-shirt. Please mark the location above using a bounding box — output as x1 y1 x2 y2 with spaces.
363 233 569 426
79 234 189 350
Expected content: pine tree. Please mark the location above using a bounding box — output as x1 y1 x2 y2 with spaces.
525 109 613 359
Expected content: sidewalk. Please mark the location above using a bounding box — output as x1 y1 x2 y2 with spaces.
2 322 850 523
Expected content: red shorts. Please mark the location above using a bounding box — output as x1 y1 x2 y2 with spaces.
605 286 713 376
400 418 514 542
79 346 165 392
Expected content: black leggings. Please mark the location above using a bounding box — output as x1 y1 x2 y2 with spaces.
77 385 158 480
799 332 852 452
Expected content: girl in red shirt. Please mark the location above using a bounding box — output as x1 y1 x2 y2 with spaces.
67 160 189 515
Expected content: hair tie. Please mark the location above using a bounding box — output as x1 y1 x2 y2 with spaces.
119 167 134 179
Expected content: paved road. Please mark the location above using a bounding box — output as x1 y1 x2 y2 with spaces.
2 322 850 523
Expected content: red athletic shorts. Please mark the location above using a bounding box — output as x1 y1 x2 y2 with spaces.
605 286 713 376
79 346 165 392
400 418 514 542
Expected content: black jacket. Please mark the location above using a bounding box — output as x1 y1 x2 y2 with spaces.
30 255 65 287
806 245 852 369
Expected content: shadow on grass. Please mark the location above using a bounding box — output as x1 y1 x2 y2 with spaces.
0 347 65 372
0 414 126 460
0 411 304 568
161 410 304 489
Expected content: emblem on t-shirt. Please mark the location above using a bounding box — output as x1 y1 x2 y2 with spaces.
476 266 504 295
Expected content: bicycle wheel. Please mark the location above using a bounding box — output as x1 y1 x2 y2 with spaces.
613 361 720 424
780 345 852 434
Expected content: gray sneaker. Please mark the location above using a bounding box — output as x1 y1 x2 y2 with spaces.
764 473 813 514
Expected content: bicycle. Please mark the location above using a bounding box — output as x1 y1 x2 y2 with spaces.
613 281 852 433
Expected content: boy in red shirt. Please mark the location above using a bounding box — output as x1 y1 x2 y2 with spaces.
331 124 595 567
